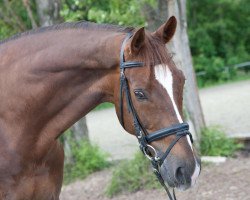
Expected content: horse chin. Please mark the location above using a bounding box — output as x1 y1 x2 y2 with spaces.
159 163 176 188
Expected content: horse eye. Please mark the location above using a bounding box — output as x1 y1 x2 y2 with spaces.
134 89 147 100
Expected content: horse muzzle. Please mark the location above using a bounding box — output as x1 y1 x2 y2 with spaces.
160 152 201 191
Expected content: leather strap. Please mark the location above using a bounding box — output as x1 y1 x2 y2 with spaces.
145 123 190 143
119 33 144 127
121 61 143 68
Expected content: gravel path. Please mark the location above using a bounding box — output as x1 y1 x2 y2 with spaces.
199 80 250 137
60 156 250 200
87 108 138 160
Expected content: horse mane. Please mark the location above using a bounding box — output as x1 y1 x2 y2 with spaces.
0 21 135 45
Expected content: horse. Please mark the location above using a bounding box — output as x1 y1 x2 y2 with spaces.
0 16 200 199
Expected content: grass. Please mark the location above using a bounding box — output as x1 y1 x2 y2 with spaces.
105 152 160 197
200 126 244 157
63 140 110 184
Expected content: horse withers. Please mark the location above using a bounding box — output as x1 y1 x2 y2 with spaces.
0 16 200 199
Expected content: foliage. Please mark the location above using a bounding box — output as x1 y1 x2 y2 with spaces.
63 139 110 184
60 0 154 26
188 0 250 86
105 152 159 197
0 0 36 40
200 126 243 157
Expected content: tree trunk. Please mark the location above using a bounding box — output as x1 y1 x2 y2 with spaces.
35 0 61 26
142 0 205 145
35 0 89 164
63 118 89 164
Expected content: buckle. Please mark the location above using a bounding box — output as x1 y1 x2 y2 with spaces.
142 144 159 161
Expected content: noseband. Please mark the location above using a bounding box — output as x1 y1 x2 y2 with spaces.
119 33 193 200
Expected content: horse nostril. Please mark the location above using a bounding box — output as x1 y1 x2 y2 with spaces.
175 167 185 184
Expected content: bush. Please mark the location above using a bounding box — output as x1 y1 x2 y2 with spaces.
64 140 110 184
105 152 160 197
188 0 250 86
200 126 243 157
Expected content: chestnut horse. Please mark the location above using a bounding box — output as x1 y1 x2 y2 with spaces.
0 16 200 199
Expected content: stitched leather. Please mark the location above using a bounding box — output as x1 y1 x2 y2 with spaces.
145 123 189 143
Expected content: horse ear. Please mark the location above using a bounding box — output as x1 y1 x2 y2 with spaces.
129 27 145 54
154 16 177 43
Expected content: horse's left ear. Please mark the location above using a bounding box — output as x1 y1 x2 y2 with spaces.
153 16 177 44
129 27 145 54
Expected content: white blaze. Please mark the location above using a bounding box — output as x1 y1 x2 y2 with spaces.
154 64 183 123
154 64 193 149
154 64 199 186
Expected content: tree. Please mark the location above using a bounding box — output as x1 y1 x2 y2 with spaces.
169 0 205 143
35 0 89 164
0 0 31 40
187 0 250 86
35 0 61 26
142 0 206 144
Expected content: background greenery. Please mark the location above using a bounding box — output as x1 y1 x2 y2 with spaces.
105 152 160 197
200 126 243 156
62 132 110 184
188 0 250 86
60 0 153 26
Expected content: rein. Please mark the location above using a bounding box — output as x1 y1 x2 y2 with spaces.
119 33 193 200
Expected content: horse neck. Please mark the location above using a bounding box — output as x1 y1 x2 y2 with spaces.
0 29 123 143
2 29 122 71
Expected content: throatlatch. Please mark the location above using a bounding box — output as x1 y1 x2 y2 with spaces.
119 33 193 200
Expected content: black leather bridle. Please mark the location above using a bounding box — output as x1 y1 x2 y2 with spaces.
119 32 193 200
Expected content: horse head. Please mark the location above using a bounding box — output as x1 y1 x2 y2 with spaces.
113 16 200 191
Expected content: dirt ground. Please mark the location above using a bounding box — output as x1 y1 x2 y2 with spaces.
60 153 250 200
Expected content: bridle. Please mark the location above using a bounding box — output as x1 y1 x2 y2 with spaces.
119 32 193 200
